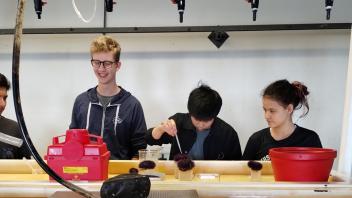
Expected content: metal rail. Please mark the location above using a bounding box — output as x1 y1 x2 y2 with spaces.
1 23 351 35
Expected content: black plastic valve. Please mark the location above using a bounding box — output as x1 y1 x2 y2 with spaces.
34 0 42 19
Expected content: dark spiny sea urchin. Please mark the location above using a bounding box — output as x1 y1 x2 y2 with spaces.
173 153 190 162
138 160 156 170
177 158 195 172
247 160 263 171
129 167 139 174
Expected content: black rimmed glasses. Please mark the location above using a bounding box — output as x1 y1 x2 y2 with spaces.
91 59 117 69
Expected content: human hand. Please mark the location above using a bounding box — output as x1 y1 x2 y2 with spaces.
159 119 177 137
152 119 177 140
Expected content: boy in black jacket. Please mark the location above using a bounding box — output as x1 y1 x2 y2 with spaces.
0 73 31 159
146 84 242 160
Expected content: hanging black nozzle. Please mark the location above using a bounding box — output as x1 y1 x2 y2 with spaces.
105 0 114 12
325 0 334 20
251 0 259 21
34 0 42 19
176 0 185 23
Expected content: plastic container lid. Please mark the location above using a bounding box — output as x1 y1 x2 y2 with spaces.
269 147 337 160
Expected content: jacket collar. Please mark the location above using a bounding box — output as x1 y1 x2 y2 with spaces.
87 86 130 104
183 113 196 131
183 113 218 134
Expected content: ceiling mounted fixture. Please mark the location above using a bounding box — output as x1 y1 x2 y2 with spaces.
246 0 259 21
325 0 334 20
105 0 116 12
171 0 186 23
33 0 47 19
208 31 229 48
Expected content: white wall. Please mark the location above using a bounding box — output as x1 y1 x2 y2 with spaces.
0 0 351 168
338 29 352 176
0 30 349 167
1 0 352 28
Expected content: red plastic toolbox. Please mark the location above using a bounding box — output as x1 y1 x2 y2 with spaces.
45 129 110 181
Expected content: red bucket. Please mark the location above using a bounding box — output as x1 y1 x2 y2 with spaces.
269 147 337 182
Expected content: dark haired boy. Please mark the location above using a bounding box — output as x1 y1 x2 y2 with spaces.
0 73 31 159
146 85 242 160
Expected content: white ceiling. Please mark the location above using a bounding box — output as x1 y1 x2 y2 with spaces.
0 0 351 29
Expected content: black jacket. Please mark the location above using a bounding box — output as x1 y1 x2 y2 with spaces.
146 113 242 160
70 86 147 159
242 125 322 160
0 116 31 159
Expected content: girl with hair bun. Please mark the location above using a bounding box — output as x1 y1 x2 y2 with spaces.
242 79 322 161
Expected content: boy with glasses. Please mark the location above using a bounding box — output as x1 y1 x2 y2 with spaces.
69 35 147 160
0 73 31 159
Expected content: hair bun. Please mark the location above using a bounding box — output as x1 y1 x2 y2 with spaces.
292 81 309 96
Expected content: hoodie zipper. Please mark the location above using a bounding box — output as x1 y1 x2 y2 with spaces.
95 103 120 138
101 106 106 137
88 101 120 138
89 102 103 135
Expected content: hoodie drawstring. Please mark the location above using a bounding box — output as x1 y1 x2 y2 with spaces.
85 102 92 130
86 101 121 136
114 104 121 136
